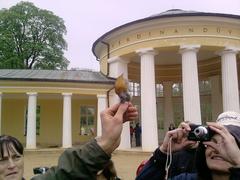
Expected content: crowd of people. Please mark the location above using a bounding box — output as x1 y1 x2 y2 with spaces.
1 101 240 180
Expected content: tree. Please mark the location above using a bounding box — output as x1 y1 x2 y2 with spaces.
0 1 69 69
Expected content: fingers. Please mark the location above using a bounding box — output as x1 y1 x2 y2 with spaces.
167 128 188 141
124 112 138 122
101 102 138 124
172 129 183 142
183 140 198 148
206 122 230 140
107 103 121 114
203 141 219 151
162 128 196 152
114 102 129 122
124 106 138 122
178 122 191 131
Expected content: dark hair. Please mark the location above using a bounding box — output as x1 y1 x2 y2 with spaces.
195 143 212 180
0 135 24 158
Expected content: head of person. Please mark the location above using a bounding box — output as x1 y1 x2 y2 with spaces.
169 123 174 127
0 135 24 180
196 111 240 180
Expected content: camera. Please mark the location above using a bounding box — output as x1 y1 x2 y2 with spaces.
188 124 214 141
33 167 49 174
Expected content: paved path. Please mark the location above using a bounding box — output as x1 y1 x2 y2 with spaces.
24 148 152 180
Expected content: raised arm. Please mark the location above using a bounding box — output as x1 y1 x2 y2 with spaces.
31 102 138 180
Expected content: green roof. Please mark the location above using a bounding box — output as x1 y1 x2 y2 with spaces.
0 69 115 84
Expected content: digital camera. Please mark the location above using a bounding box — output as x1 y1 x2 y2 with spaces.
33 167 49 174
188 124 214 141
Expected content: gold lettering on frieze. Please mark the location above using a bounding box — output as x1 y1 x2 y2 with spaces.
203 28 208 32
188 28 194 32
137 34 141 39
109 26 235 50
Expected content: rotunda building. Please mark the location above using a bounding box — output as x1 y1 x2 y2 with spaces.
92 9 240 151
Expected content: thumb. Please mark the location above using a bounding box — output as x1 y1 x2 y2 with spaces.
114 102 129 121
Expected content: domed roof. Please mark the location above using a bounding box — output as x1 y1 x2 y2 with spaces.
92 9 240 59
147 9 240 19
150 9 198 17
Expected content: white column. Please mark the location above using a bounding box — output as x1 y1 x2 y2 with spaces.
62 93 72 148
26 92 37 149
179 45 202 124
136 48 158 151
97 94 107 137
218 47 240 112
163 81 174 131
108 56 131 149
0 93 2 135
209 76 223 121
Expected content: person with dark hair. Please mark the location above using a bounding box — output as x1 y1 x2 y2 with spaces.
136 121 198 178
134 123 142 147
0 135 24 180
168 123 176 131
130 125 134 146
136 111 240 180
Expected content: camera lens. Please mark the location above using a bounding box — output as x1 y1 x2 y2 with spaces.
193 126 208 138
195 129 200 134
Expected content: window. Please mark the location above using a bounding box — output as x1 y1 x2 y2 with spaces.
80 106 95 136
172 83 183 96
201 102 212 124
172 81 211 96
173 102 184 126
129 82 140 96
24 105 40 135
199 80 211 95
156 84 163 97
156 102 164 129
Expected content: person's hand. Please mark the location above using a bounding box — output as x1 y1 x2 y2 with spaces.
97 102 138 155
203 122 240 166
160 122 196 154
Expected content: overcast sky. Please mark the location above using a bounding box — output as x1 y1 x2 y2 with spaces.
1 0 240 70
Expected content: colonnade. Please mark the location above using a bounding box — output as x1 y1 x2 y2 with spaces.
108 45 239 151
0 92 107 149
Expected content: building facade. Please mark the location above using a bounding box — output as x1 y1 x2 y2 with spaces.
0 70 114 149
92 9 240 151
1 9 240 151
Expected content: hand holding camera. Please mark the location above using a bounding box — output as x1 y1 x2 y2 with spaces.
160 122 215 154
160 122 196 154
188 124 215 141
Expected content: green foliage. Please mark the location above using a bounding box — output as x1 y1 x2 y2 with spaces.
0 1 69 69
